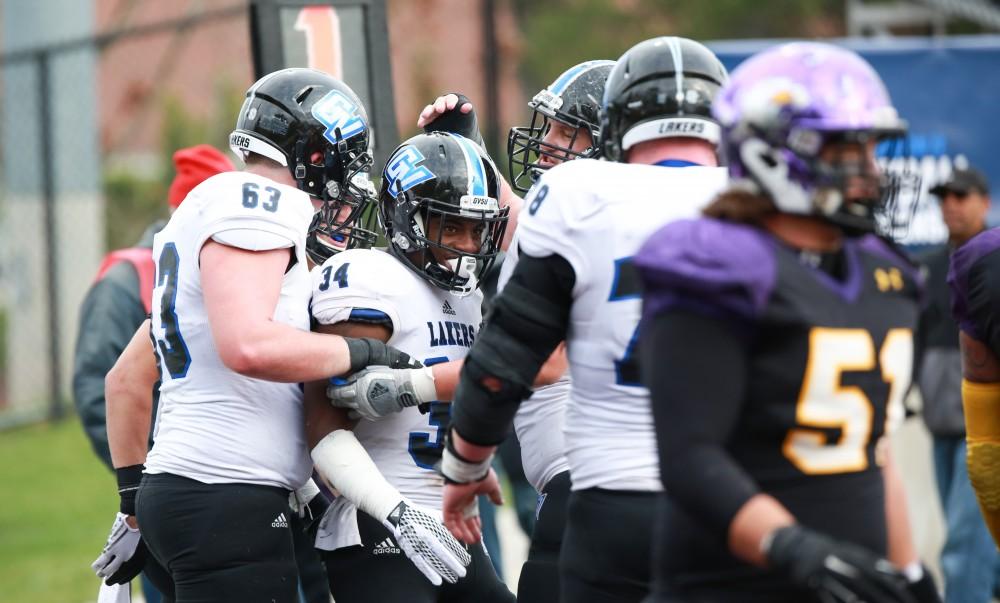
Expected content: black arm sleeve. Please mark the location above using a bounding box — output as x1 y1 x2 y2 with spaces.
451 250 575 446
641 308 761 539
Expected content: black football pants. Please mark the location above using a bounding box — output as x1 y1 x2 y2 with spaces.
517 470 571 603
560 487 657 603
136 473 299 603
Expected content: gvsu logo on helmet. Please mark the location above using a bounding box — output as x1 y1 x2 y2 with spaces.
311 90 366 143
384 145 435 194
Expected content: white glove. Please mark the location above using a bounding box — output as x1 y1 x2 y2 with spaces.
92 513 145 584
382 500 471 586
289 478 321 517
328 366 437 421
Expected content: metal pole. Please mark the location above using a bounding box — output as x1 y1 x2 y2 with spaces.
482 0 500 158
38 52 63 421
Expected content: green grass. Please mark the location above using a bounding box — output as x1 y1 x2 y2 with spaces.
0 419 118 603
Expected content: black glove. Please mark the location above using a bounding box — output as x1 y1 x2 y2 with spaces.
906 567 941 603
345 337 422 373
423 93 485 148
766 525 915 603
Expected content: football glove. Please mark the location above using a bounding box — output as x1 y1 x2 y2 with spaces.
328 366 437 421
421 92 485 148
289 478 330 537
382 500 471 586
92 513 147 586
344 337 422 373
766 525 915 603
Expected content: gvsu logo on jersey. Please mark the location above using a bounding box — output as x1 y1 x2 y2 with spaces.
384 145 435 194
311 90 366 143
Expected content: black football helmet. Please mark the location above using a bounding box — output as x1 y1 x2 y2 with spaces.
380 132 509 295
602 37 729 163
507 60 615 193
229 68 378 264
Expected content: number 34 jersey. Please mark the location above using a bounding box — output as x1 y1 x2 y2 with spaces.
145 171 315 491
516 159 728 492
311 248 484 512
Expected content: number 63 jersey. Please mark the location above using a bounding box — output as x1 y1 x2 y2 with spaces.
516 159 728 492
144 171 315 491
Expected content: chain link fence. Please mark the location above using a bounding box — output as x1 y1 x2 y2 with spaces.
0 1 251 428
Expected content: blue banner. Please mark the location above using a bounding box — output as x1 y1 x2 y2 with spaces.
710 35 1000 245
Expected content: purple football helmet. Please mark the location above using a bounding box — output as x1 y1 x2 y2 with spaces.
714 42 915 233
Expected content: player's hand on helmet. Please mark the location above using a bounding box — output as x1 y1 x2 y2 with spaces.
328 366 437 421
344 337 422 374
417 93 484 147
91 513 147 586
417 93 472 128
765 525 916 603
439 435 503 544
382 499 471 586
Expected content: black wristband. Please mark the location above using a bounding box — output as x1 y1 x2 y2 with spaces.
116 464 144 516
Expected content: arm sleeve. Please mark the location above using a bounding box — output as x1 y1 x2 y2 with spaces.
451 251 575 446
72 264 148 470
641 309 761 538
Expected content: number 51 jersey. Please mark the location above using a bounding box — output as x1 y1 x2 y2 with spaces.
638 218 922 585
144 171 315 491
516 159 728 492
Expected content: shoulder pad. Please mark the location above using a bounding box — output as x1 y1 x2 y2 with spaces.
635 218 777 322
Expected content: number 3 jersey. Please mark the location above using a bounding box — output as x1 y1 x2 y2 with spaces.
144 171 315 490
636 218 921 581
516 159 728 492
310 248 483 513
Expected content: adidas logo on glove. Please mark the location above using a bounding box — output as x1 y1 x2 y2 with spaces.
373 537 401 555
271 513 289 528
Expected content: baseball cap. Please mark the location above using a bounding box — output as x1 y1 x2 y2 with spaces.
930 167 990 198
168 144 235 209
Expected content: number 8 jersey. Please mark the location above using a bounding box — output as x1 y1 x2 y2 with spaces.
144 171 315 490
516 159 728 492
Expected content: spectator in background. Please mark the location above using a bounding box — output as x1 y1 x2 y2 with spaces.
73 144 234 603
918 167 999 602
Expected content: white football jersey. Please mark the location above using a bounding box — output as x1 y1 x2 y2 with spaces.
311 248 484 511
144 171 316 490
497 232 571 494
517 159 728 492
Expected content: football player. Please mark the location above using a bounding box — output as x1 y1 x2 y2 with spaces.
303 131 515 602
91 68 424 603
949 224 1000 549
635 43 939 602
408 59 614 603
436 37 730 603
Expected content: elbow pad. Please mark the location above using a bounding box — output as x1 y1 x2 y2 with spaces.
450 276 570 446
963 379 1000 546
